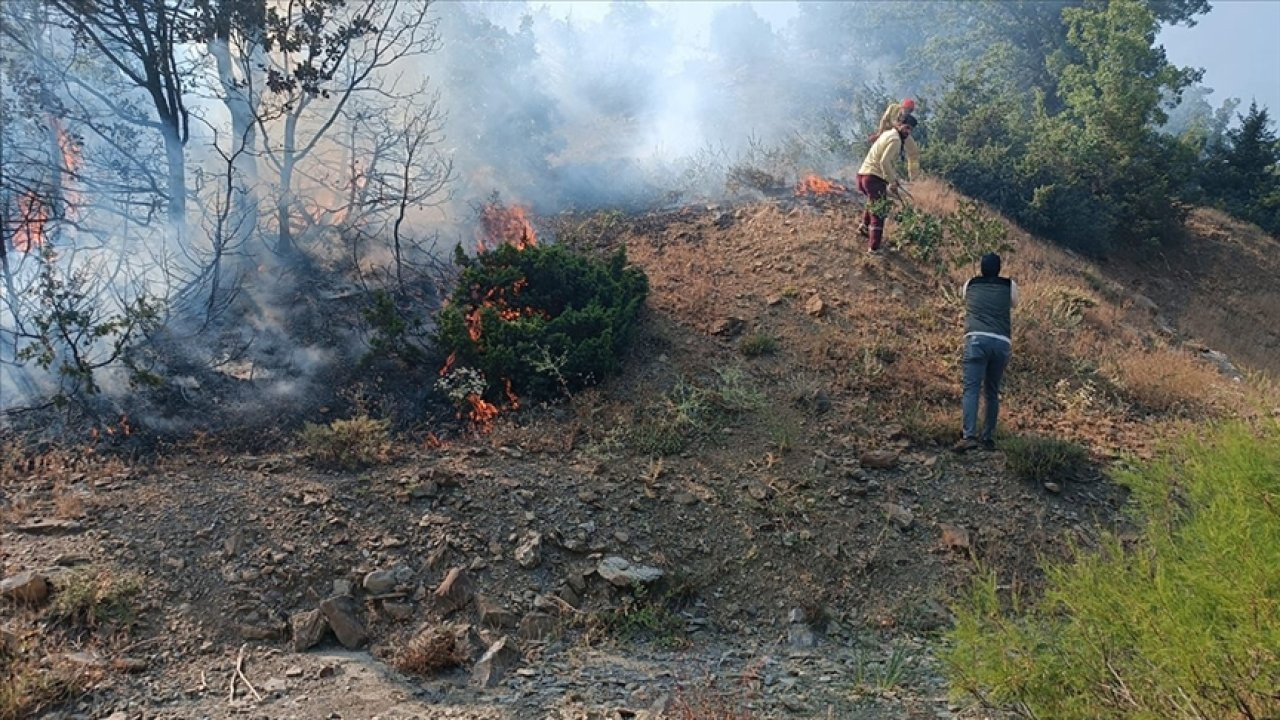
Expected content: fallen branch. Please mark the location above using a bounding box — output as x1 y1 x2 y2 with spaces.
235 644 263 702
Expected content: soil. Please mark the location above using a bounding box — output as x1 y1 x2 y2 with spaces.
3 188 1270 720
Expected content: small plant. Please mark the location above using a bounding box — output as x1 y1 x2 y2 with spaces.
394 625 470 676
629 379 715 456
711 366 767 413
1002 435 1089 483
49 569 143 633
891 204 946 266
943 198 1013 270
362 290 427 365
852 644 913 695
298 415 392 469
598 583 695 650
0 654 82 720
17 246 160 408
738 333 779 358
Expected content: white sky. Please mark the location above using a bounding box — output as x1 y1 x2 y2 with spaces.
539 0 1280 120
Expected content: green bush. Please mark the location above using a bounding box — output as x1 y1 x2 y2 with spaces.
435 243 648 400
945 423 1280 719
1002 435 1089 483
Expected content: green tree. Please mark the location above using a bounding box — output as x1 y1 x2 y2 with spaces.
1207 102 1280 234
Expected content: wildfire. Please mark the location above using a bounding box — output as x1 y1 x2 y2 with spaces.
440 201 548 434
795 174 846 197
478 202 537 252
12 191 48 253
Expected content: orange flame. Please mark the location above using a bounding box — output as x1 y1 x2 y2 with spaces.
440 352 457 377
478 202 537 252
12 191 48 253
466 393 500 433
503 378 520 411
795 174 846 197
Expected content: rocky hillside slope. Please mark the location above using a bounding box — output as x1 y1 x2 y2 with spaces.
2 179 1276 720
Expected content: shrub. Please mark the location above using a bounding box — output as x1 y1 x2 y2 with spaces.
738 333 779 357
436 243 648 401
1002 435 1089 483
50 569 142 633
394 625 470 676
945 423 1280 719
298 415 391 469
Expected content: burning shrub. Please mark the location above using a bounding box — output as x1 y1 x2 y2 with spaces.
436 242 648 401
298 415 392 469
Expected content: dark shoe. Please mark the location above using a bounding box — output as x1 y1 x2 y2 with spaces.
981 438 996 451
952 437 979 454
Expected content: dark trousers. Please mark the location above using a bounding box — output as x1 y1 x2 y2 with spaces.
857 173 888 250
962 334 1011 442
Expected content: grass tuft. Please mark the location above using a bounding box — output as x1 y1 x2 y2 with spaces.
1002 435 1089 484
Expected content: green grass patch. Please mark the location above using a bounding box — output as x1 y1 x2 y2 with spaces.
944 422 1280 719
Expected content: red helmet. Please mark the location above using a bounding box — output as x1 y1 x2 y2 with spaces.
901 98 916 110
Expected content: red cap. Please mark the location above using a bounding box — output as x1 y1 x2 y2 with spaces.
901 98 916 110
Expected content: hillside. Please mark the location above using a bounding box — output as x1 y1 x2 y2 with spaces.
3 180 1277 720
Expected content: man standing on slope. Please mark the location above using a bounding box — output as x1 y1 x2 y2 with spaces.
856 113 917 253
954 252 1018 453
871 98 921 181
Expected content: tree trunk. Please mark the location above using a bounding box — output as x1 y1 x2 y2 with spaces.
275 110 299 256
162 123 187 244
210 36 261 255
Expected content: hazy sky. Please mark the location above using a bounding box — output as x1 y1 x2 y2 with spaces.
540 1 1280 121
1158 0 1280 117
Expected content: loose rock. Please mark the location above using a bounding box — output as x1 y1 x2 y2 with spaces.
291 609 329 652
597 556 665 587
433 568 476 615
319 595 367 649
0 571 49 605
476 595 518 630
940 523 971 551
363 570 396 595
517 612 558 641
470 636 521 688
884 503 914 530
859 450 900 469
514 533 542 569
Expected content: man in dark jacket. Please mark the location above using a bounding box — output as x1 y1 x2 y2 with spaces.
954 253 1018 453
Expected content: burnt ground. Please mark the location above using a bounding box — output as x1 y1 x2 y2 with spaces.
3 183 1271 720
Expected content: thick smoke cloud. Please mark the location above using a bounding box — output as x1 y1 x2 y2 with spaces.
0 0 931 420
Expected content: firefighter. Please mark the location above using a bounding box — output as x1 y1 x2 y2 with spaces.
856 113 917 253
869 98 921 181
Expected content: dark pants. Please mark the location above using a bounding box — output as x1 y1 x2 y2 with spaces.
857 173 888 250
962 334 1011 442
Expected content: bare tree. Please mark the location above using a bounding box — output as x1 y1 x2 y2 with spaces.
41 0 194 242
253 0 441 258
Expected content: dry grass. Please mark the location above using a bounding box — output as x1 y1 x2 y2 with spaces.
298 415 392 469
393 625 470 676
49 569 144 636
1107 350 1222 416
0 655 85 720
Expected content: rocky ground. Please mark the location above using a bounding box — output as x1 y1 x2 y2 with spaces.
4 181 1271 719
